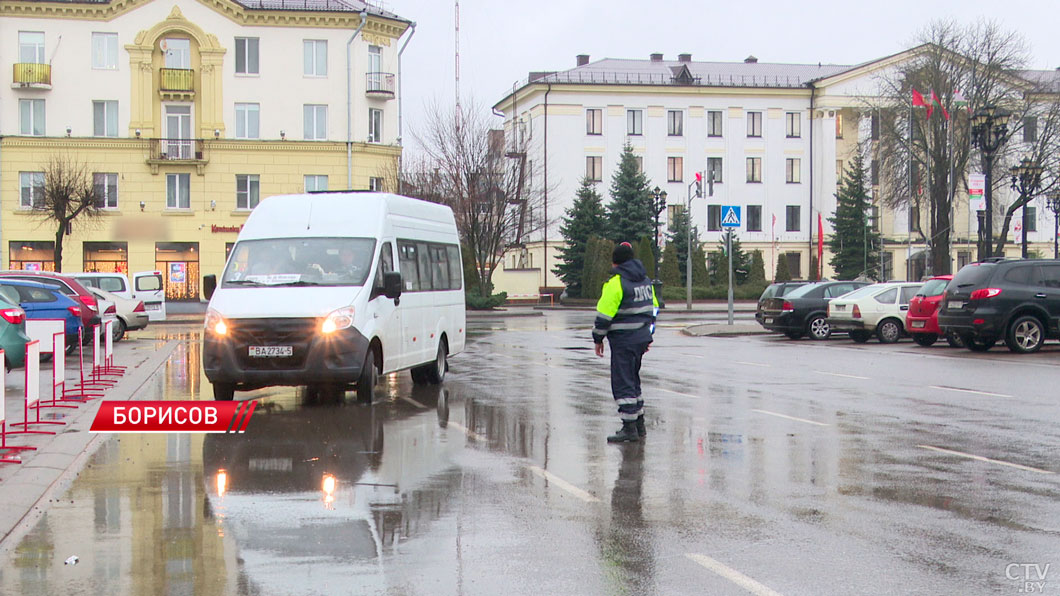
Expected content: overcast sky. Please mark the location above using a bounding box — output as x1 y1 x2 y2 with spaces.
390 0 1060 154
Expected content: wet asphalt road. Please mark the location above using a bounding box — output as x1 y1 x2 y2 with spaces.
2 312 1059 595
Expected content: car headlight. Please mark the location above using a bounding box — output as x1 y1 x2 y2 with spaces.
321 306 356 334
205 309 227 336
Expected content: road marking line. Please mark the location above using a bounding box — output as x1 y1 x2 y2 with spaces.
527 465 600 503
814 370 870 380
735 361 770 367
655 387 700 399
928 385 1012 398
751 409 830 427
685 553 784 596
401 397 427 409
917 445 1054 475
447 421 489 442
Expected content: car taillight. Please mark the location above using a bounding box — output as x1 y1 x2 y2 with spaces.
0 308 24 325
78 294 98 312
969 288 1002 300
852 305 862 318
781 301 794 312
105 304 116 314
68 305 82 317
133 301 146 313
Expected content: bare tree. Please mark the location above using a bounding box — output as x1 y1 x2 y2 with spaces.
409 101 545 297
31 155 105 272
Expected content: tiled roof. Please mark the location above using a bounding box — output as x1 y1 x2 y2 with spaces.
13 0 407 20
530 58 853 89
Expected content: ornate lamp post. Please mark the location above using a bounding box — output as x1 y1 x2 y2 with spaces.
651 186 667 302
1048 192 1060 260
1010 157 1043 259
970 106 1011 259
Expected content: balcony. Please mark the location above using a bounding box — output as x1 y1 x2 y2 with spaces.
146 138 208 174
12 63 51 89
365 72 395 99
159 68 195 100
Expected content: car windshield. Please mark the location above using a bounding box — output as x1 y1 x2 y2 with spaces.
834 284 881 300
221 238 376 287
952 263 995 287
918 278 949 297
783 283 821 299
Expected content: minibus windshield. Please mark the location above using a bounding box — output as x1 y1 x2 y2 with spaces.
222 238 376 287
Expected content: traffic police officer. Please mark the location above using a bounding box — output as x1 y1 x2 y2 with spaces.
593 242 659 443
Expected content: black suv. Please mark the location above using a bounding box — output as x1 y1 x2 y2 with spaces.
937 258 1060 353
758 280 870 339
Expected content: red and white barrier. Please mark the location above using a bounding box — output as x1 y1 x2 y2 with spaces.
0 350 33 463
11 340 63 434
25 319 65 355
67 327 106 399
505 293 555 306
102 320 126 376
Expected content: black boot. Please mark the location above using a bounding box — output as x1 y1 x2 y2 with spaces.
635 415 646 437
607 420 639 443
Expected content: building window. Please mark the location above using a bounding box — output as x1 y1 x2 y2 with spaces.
305 175 328 192
1025 206 1037 232
747 205 762 232
746 157 762 183
586 108 602 135
627 109 643 135
957 250 972 269
1023 117 1038 143
871 111 880 140
93 173 118 209
236 174 259 210
303 39 327 76
166 173 191 209
707 204 721 231
835 112 844 138
707 110 723 137
786 158 801 183
235 37 259 75
785 252 802 279
586 156 603 182
785 112 801 138
303 104 327 140
747 111 762 137
91 33 118 69
910 204 920 232
707 157 723 184
368 108 383 143
633 156 644 173
92 100 118 137
19 31 45 63
19 172 45 209
369 177 384 192
786 205 801 232
667 110 683 136
836 159 844 184
667 204 684 229
871 205 880 232
871 159 879 186
235 103 260 139
667 157 683 183
881 251 893 280
20 99 45 136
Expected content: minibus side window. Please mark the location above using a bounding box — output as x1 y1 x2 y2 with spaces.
446 245 462 290
398 241 420 291
416 242 433 291
430 245 450 290
374 242 394 290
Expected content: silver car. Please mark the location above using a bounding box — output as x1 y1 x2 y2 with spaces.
87 286 149 341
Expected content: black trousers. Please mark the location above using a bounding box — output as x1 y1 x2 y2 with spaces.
609 338 650 421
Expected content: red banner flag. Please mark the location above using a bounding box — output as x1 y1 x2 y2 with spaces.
817 213 824 280
930 90 950 120
90 400 257 433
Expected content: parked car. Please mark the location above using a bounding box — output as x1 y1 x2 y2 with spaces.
0 294 29 371
86 286 149 341
758 280 871 339
826 282 923 343
71 271 167 322
938 258 1060 353
0 279 84 352
0 271 100 333
755 281 811 325
905 275 964 347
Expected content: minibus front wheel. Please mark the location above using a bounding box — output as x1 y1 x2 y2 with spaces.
356 346 379 404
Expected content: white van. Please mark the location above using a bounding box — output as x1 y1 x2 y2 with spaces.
71 271 167 321
202 192 466 401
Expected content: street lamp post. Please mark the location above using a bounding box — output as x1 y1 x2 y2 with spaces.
1010 157 1043 259
970 106 1011 260
1048 192 1060 259
650 186 667 305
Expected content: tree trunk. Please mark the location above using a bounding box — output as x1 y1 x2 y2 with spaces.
53 221 66 273
930 182 952 275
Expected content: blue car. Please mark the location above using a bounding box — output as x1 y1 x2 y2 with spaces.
0 279 84 352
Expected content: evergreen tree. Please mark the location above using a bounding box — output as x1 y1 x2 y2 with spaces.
660 243 681 288
748 250 766 284
707 230 751 285
633 235 657 277
828 153 881 280
691 240 709 287
774 255 792 282
667 209 705 286
554 177 608 297
581 236 615 300
809 254 820 281
607 144 655 243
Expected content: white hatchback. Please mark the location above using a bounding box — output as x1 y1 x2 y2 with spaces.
826 282 924 343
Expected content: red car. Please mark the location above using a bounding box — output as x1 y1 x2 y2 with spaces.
0 271 101 331
906 274 963 347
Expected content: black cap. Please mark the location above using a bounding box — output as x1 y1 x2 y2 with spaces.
612 242 634 264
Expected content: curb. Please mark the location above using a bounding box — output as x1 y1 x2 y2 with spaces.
682 324 772 337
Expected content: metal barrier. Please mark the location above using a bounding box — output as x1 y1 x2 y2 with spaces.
505 293 555 306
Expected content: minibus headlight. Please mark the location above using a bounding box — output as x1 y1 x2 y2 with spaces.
321 306 356 334
205 309 228 336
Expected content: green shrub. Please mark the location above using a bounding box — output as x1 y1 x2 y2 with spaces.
466 291 508 310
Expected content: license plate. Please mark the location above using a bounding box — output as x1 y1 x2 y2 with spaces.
249 345 293 357
145 303 161 311
835 305 846 310
764 317 773 324
948 300 964 310
248 458 293 472
911 321 925 328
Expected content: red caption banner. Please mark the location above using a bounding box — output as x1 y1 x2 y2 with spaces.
90 401 257 433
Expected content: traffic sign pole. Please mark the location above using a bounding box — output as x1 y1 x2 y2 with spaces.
721 206 741 325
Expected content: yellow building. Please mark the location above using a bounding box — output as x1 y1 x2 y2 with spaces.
1 0 411 299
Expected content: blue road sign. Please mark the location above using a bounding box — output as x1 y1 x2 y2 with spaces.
721 206 741 228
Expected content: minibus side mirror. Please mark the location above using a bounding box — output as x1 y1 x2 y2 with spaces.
383 272 402 300
203 275 217 300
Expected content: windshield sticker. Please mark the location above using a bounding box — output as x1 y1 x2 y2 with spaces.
244 274 303 285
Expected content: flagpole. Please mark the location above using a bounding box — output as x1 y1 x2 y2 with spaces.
946 97 956 274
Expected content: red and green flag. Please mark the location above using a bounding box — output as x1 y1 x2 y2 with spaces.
953 89 970 113
930 90 950 120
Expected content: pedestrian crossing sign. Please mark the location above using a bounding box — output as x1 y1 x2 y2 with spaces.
721 206 741 228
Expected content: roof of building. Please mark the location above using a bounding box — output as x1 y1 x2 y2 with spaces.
13 0 406 20
1019 69 1060 93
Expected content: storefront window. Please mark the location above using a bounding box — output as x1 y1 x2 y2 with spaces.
155 242 200 300
83 242 128 274
9 241 55 271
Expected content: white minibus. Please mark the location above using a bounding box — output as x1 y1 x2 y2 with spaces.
202 192 466 401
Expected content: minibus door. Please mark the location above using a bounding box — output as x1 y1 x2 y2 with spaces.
371 242 403 372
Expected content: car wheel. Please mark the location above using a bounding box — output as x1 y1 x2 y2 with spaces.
112 319 126 342
966 337 996 352
212 383 235 401
356 346 379 404
877 319 902 344
849 330 871 343
945 330 966 348
807 316 831 340
424 340 448 384
1005 315 1045 354
784 330 805 340
912 333 938 347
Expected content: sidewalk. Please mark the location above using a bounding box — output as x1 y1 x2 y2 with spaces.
682 322 771 337
0 337 178 551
